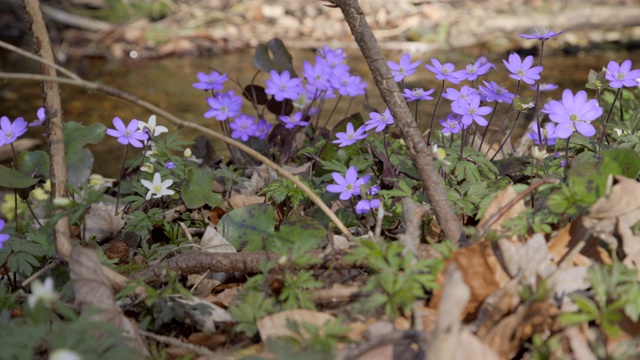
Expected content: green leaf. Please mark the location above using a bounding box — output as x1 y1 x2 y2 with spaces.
181 168 223 209
275 215 327 249
17 150 50 179
218 203 325 252
218 203 276 251
64 122 106 185
0 164 40 188
253 38 297 76
66 147 94 186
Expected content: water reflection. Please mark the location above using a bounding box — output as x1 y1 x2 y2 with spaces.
1 48 638 177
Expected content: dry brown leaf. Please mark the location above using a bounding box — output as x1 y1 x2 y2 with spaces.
206 285 242 308
430 242 510 317
548 224 593 267
427 263 499 360
477 185 526 234
228 194 266 209
237 163 311 196
169 296 234 332
547 266 589 312
480 300 559 359
208 206 226 225
187 226 236 297
81 202 124 243
565 326 597 360
69 245 148 356
495 234 553 286
256 309 335 342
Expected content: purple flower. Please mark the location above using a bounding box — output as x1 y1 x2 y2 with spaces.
0 116 28 146
229 114 258 142
459 57 495 81
403 87 434 102
204 90 243 121
356 198 381 214
279 112 309 129
253 119 272 140
503 53 543 85
442 86 479 102
531 83 559 92
192 71 228 91
527 122 559 146
317 46 349 74
439 114 463 134
166 161 176 169
479 81 514 103
451 97 492 127
605 60 640 89
331 73 367 97
333 122 368 147
302 61 331 91
365 108 394 132
29 107 46 127
0 220 10 250
265 70 303 102
388 53 422 82
547 89 603 138
520 28 565 40
425 59 465 84
326 166 370 201
106 117 148 148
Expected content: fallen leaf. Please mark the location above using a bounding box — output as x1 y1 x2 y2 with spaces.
169 296 235 332
228 194 266 209
82 202 124 243
478 185 526 235
430 241 510 317
187 226 236 297
256 309 335 342
427 263 499 360
69 245 147 356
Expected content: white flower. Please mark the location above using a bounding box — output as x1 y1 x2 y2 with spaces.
28 277 57 309
138 115 168 138
141 172 174 200
140 163 155 173
144 142 159 163
50 348 83 360
531 146 549 161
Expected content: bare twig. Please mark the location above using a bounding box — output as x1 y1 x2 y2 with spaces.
327 0 464 245
0 65 351 240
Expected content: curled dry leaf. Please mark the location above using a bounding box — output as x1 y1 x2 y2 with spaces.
81 202 124 243
256 309 335 343
237 163 311 196
583 176 640 270
495 234 553 287
169 296 235 332
427 263 499 360
187 226 236 297
430 241 510 317
228 194 266 209
477 185 526 236
69 245 148 356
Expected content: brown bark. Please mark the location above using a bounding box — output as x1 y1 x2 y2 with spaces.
328 0 464 244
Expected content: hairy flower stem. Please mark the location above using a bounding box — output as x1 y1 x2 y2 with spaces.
597 88 621 146
487 81 521 155
534 40 546 150
564 136 571 179
478 102 499 151
114 144 130 215
426 80 445 145
491 111 522 161
322 95 343 129
330 0 464 244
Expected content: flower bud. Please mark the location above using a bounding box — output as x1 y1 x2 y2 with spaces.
53 197 72 208
184 148 192 158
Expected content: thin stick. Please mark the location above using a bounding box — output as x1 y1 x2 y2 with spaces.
0 70 352 239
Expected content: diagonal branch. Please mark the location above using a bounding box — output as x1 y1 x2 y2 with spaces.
327 0 464 244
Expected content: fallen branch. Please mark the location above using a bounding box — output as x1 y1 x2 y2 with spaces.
327 0 464 245
0 41 352 243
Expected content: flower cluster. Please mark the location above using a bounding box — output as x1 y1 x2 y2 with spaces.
326 166 380 214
